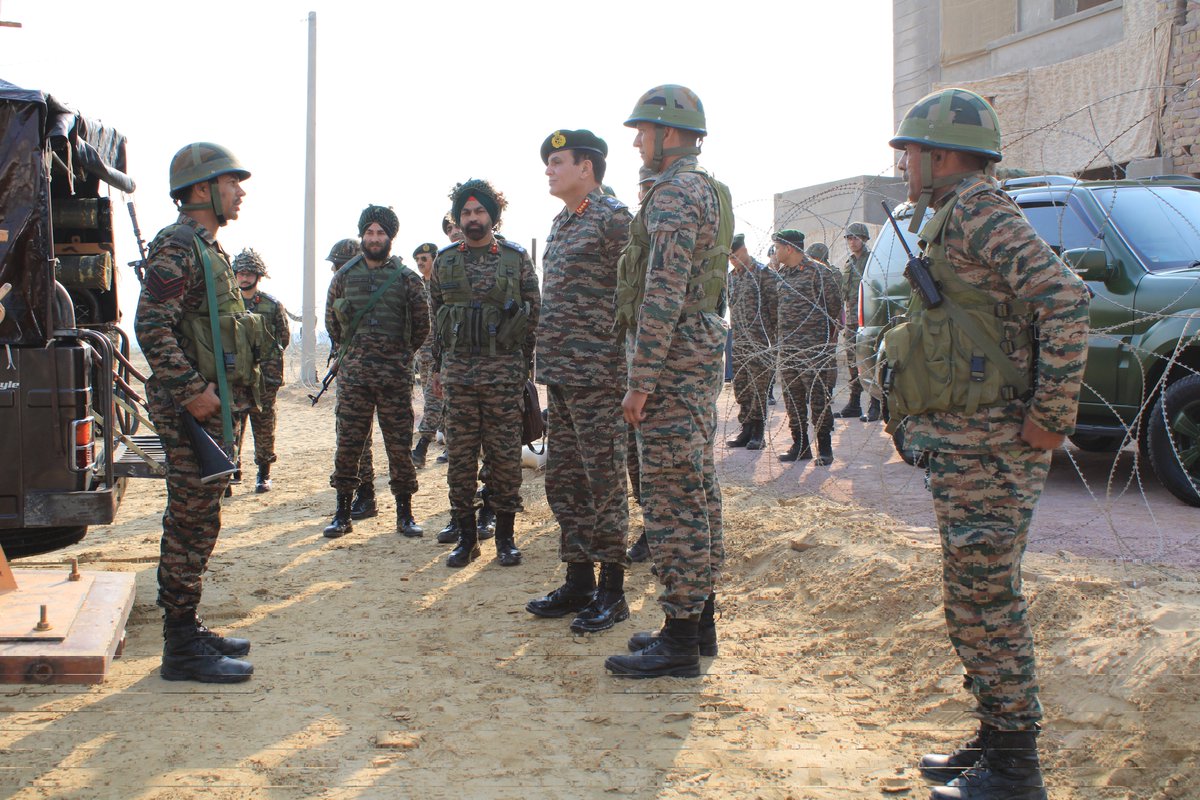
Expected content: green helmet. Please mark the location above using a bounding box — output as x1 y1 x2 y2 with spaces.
169 142 250 196
326 238 362 268
845 222 870 241
232 247 267 276
625 85 707 135
889 88 1002 162
806 243 830 264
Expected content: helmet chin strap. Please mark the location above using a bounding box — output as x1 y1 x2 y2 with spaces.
650 126 702 171
180 179 228 226
907 150 981 232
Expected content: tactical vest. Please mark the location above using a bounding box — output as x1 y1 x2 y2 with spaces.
881 186 1033 420
330 257 413 348
434 241 529 356
614 164 733 337
171 226 269 398
246 292 281 357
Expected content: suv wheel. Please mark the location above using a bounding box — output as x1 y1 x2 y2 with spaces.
1069 433 1124 453
1147 374 1200 507
891 419 928 468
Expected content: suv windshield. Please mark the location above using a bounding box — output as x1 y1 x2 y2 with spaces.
1089 186 1200 272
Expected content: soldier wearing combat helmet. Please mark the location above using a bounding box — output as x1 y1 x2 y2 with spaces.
410 242 442 468
430 179 540 569
326 238 362 273
604 85 732 679
323 205 430 540
887 88 1089 800
134 142 259 683
233 248 290 493
524 129 633 634
836 221 874 420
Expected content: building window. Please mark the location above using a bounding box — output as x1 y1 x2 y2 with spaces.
1055 0 1109 19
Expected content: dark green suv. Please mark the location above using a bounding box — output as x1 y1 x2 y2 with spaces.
855 175 1200 507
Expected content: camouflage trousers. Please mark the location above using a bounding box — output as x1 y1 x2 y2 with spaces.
330 374 417 497
731 342 773 425
841 327 860 394
145 377 232 619
627 424 641 504
246 383 280 466
415 351 443 439
444 381 524 516
781 358 837 437
334 378 373 483
638 383 724 619
546 384 630 565
928 447 1050 729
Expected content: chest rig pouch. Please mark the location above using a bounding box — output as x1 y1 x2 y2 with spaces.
881 188 1033 420
614 165 734 338
175 227 269 403
331 257 412 354
435 241 529 357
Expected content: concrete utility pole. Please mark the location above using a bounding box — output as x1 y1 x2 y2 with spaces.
300 11 318 387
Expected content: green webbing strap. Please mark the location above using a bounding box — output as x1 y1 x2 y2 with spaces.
939 299 1030 392
195 238 236 449
337 265 405 363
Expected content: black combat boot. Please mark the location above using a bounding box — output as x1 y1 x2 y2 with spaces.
605 617 701 678
437 517 460 545
571 563 630 633
396 494 423 538
725 423 752 448
446 513 480 568
476 487 496 540
350 481 377 520
411 436 431 468
919 724 995 783
323 491 354 539
745 420 765 450
627 532 650 563
814 431 834 466
627 593 718 657
861 397 882 422
778 427 810 462
930 729 1047 800
161 616 253 683
494 511 521 566
435 447 448 464
526 561 596 617
836 391 863 419
191 613 251 657
255 464 272 493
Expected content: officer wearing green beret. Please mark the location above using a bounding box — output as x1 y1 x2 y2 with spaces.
410 242 442 468
323 205 430 540
726 232 779 452
888 88 1089 800
525 129 633 632
135 142 258 682
233 248 289 493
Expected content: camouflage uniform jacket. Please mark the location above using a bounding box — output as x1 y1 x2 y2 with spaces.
538 187 632 386
325 256 429 383
430 240 541 386
417 278 435 363
134 213 253 412
775 258 843 366
242 290 290 387
842 246 870 328
729 260 779 348
629 155 729 394
906 174 1090 453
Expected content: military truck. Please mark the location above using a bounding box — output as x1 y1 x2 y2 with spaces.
856 175 1200 507
0 80 164 558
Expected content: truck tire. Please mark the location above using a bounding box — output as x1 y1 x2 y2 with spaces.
1147 374 1200 507
0 526 88 559
1069 433 1124 453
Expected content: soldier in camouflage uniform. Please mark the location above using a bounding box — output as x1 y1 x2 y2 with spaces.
625 166 657 565
886 89 1089 800
806 242 830 265
835 222 874 420
604 85 731 679
410 242 442 468
323 205 429 540
725 233 779 451
430 179 540 569
524 129 633 633
134 142 256 683
774 229 843 466
233 248 289 493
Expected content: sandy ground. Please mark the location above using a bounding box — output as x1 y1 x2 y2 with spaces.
2 376 1199 800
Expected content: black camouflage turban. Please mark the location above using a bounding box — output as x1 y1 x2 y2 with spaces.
358 205 399 239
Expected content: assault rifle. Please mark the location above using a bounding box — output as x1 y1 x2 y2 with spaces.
127 201 150 283
881 201 942 309
309 364 337 406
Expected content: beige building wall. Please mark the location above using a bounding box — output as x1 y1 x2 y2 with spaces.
773 176 907 267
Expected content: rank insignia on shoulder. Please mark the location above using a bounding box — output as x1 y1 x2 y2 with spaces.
499 238 526 254
602 195 624 209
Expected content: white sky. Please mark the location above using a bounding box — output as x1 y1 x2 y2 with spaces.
1 0 896 330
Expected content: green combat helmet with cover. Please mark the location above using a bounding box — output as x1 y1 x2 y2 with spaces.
806 242 830 265
326 238 362 271
889 87 1002 231
168 142 251 227
844 222 870 241
624 84 707 171
232 248 268 277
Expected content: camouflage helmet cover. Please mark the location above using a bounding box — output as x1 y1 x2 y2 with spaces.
169 142 251 196
326 238 362 265
806 242 830 263
844 222 870 241
624 85 707 135
232 247 268 276
890 88 1002 162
